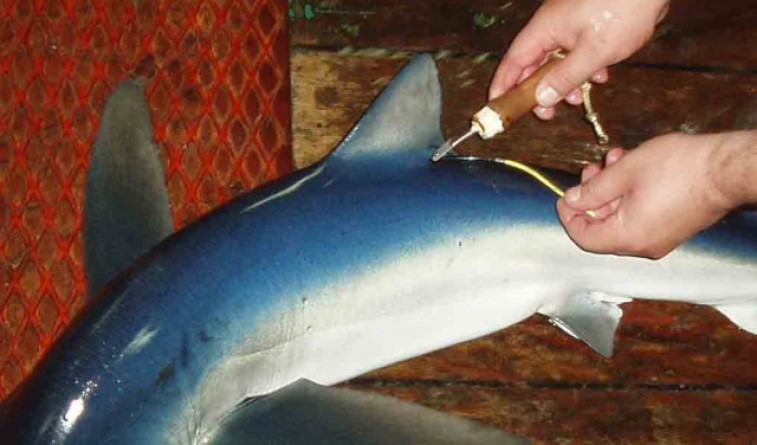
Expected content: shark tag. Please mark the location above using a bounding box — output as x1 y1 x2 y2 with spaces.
538 291 630 357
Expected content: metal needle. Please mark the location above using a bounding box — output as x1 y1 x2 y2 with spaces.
431 127 478 162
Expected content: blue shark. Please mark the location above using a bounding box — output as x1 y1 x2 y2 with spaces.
1 54 756 444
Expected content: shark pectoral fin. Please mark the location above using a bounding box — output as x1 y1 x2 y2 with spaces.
209 380 529 445
716 301 757 334
85 80 174 298
538 291 631 357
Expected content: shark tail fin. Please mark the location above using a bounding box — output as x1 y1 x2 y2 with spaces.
539 291 632 357
716 302 757 334
84 80 174 298
208 380 529 445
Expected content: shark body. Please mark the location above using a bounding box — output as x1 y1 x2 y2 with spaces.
1 55 756 444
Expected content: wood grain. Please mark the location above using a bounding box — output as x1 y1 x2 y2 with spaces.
364 301 757 387
292 50 757 171
290 0 757 72
344 380 757 444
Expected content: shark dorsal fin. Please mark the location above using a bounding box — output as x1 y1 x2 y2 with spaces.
330 54 445 163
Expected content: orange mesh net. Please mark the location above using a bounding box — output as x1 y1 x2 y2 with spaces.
0 0 293 398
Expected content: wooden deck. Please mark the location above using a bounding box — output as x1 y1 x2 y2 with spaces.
288 1 757 443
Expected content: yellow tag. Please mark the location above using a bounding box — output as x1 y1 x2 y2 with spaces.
498 159 597 218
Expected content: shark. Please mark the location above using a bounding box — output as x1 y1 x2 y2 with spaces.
1 54 756 444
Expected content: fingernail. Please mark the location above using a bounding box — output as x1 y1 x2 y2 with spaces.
566 89 582 104
536 84 559 107
565 187 581 202
591 72 607 83
534 106 550 114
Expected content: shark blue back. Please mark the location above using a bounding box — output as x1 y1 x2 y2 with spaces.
0 55 539 444
2 52 756 444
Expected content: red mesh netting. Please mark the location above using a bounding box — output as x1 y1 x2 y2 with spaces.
0 0 293 398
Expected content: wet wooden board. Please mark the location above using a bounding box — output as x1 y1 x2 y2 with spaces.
289 0 757 72
292 50 757 170
342 302 757 441
346 381 757 444
361 301 757 387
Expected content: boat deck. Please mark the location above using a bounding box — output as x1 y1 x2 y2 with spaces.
2 0 756 442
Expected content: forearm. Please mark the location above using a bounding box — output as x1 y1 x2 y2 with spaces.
709 130 757 208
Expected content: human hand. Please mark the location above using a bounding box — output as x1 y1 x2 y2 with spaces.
489 0 669 120
556 132 757 259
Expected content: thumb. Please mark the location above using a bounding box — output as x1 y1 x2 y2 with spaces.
535 45 609 107
564 163 630 211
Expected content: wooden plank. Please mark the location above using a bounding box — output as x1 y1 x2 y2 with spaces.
292 50 757 171
343 381 757 444
289 0 757 72
291 50 406 168
365 301 757 386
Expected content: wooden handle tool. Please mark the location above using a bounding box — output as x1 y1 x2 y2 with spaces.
431 57 560 162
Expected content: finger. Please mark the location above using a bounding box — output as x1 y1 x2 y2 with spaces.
564 88 583 106
489 16 556 99
580 164 611 220
557 199 627 254
517 63 539 84
581 163 602 182
556 197 587 227
489 49 545 99
591 198 621 220
604 148 626 166
535 43 611 107
489 57 524 100
606 198 621 216
591 69 609 84
533 106 556 120
563 161 632 211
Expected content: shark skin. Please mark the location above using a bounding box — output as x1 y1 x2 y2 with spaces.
1 54 757 444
